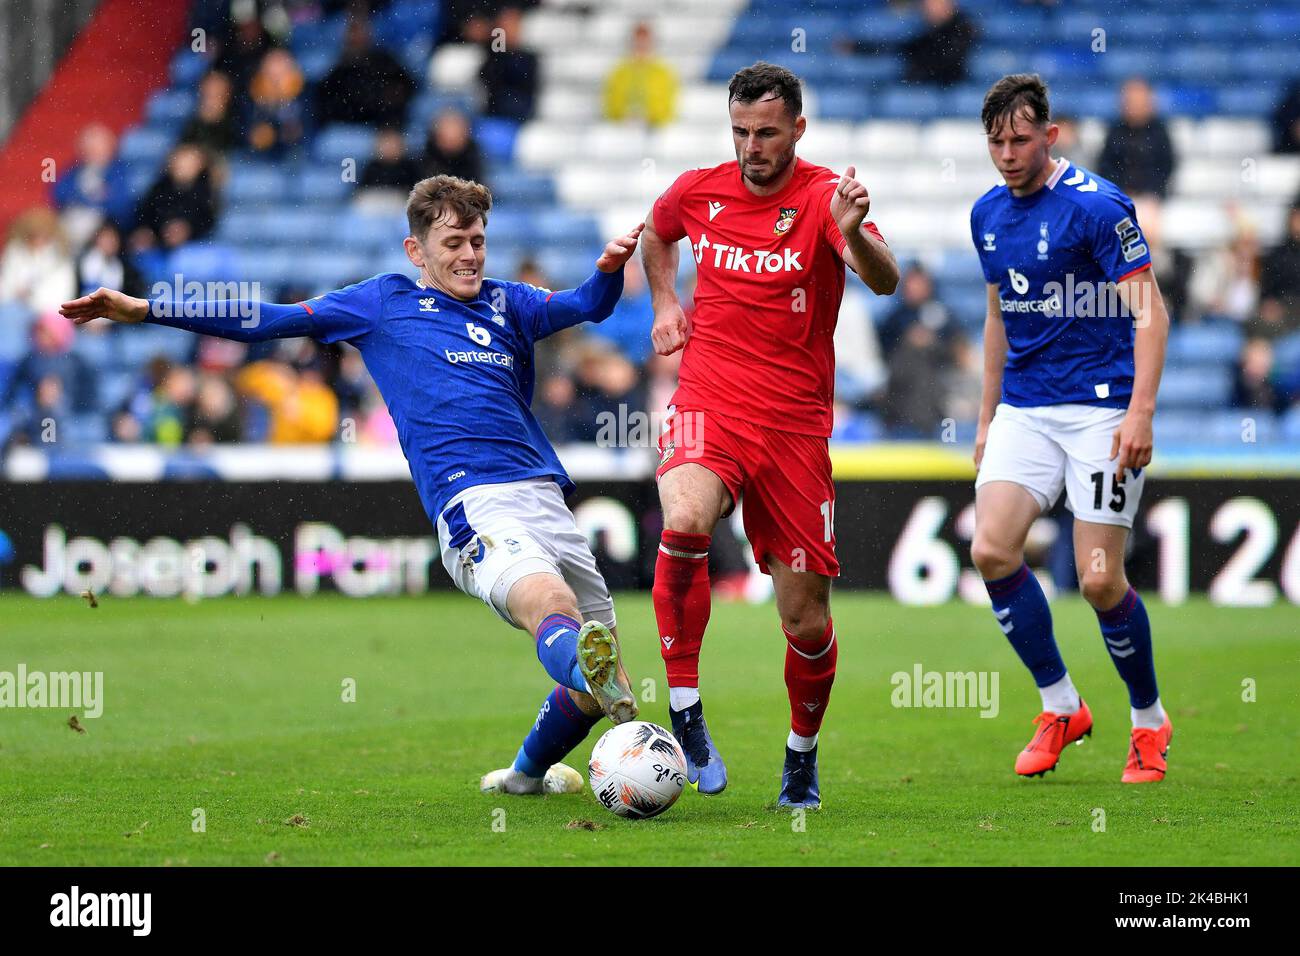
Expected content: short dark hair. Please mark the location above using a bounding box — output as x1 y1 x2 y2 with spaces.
728 61 802 118
406 174 492 239
981 73 1051 135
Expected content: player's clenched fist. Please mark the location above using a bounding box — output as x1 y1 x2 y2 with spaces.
595 222 645 273
60 287 149 326
830 164 871 238
651 302 689 356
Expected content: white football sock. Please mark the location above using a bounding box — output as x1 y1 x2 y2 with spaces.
787 731 818 752
669 686 700 711
1039 674 1081 714
1132 698 1166 730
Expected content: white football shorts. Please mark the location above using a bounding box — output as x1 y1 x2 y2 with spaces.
975 402 1145 529
436 478 615 629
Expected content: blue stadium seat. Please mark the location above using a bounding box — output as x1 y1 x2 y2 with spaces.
0 303 34 361
313 124 379 166
297 46 339 82
146 89 196 126
296 164 356 202
117 127 176 165
226 163 291 203
166 243 240 283
71 329 118 367
169 50 210 88
1281 406 1300 443
489 170 554 206
1158 366 1233 408
1166 322 1244 364
473 117 520 163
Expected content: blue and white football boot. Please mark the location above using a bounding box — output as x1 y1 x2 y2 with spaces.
669 700 728 794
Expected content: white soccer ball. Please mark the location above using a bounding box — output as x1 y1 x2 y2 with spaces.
588 721 687 819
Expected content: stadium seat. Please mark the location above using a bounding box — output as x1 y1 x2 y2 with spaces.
1166 323 1245 364
117 127 176 165
313 125 379 166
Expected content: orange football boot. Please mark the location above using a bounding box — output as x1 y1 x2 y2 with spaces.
1121 716 1173 783
1015 699 1093 777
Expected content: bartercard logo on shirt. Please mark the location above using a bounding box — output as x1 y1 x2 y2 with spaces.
692 232 803 273
443 349 514 368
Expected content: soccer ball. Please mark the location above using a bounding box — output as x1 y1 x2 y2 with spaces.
588 721 687 819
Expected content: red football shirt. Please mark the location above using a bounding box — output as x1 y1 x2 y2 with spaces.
652 157 885 437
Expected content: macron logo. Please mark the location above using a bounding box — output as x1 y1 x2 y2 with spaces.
707 201 725 221
661 635 675 650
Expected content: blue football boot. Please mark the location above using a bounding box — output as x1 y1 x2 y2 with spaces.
669 700 728 794
777 744 821 809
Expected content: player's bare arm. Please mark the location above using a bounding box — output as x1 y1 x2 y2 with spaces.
641 217 689 355
831 165 899 295
60 287 149 325
1110 267 1169 481
974 282 1008 468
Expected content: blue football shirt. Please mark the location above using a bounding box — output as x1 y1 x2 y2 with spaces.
145 268 624 523
970 159 1152 408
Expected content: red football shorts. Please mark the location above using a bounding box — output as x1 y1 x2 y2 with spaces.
655 405 839 577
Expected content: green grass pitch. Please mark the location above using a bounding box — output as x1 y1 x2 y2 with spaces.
1 592 1295 866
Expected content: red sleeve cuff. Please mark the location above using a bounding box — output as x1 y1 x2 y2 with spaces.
1115 262 1152 283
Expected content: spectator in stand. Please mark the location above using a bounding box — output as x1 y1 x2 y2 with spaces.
245 48 308 156
77 222 144 298
1185 214 1260 324
588 258 653 364
131 144 218 250
423 109 486 184
179 71 241 162
876 264 953 360
901 0 978 87
563 342 645 444
148 364 197 446
356 128 425 210
236 357 338 444
0 209 78 313
944 334 984 426
533 372 587 444
187 373 241 445
882 319 950 438
1257 200 1300 336
602 21 678 127
479 6 539 122
1097 78 1176 200
1271 79 1300 154
2 311 94 414
50 123 134 245
1233 338 1285 413
317 16 416 128
216 10 278 106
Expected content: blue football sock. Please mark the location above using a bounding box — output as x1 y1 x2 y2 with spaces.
1095 587 1159 709
512 685 601 777
984 563 1066 687
535 613 588 694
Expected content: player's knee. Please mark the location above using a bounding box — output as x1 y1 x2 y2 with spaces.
662 496 715 536
513 575 579 632
971 534 1019 579
1078 570 1126 610
780 603 830 643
